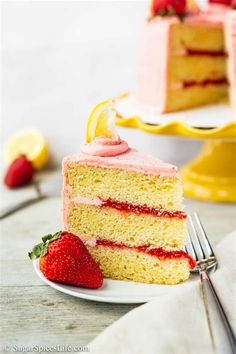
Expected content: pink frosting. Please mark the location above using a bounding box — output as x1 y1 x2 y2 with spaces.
81 137 129 157
136 16 170 112
63 147 178 178
185 4 230 27
147 4 229 27
226 11 236 113
72 194 102 206
84 239 97 247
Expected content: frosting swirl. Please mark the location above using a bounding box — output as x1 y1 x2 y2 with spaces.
81 137 129 157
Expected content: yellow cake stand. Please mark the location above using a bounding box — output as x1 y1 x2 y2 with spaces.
114 94 236 203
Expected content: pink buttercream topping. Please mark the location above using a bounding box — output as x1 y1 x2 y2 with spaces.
146 4 229 27
81 137 129 157
63 148 178 177
226 11 236 113
184 4 230 27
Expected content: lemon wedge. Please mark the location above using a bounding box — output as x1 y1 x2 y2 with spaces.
4 129 49 170
86 100 118 143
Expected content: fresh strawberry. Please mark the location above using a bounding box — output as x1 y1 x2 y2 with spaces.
151 0 187 17
4 156 34 189
231 0 236 8
29 232 103 289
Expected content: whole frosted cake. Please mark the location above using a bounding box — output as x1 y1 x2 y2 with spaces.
62 136 195 285
136 1 236 112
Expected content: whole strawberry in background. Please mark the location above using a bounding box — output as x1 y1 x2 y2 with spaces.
4 156 34 189
231 0 236 8
150 0 187 17
29 231 103 289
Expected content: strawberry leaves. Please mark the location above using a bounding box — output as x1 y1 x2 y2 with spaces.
28 231 62 260
155 5 187 21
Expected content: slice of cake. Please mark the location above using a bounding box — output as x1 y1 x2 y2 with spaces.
136 2 232 112
62 136 195 285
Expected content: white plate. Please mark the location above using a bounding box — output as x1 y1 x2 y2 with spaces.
33 260 196 304
115 96 235 128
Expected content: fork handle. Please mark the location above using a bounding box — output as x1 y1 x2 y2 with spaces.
200 269 236 354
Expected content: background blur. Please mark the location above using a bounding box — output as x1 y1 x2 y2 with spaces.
1 0 201 167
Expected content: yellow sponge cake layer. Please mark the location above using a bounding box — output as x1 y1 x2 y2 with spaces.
86 245 191 285
170 23 224 53
65 203 187 250
65 165 183 212
169 56 226 83
166 82 228 112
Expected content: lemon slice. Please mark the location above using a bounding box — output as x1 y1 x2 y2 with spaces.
86 100 119 143
4 129 49 170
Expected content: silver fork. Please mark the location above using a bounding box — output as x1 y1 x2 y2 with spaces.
186 213 236 354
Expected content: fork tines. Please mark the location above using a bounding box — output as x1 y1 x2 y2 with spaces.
185 213 216 269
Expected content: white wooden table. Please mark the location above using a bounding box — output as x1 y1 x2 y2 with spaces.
1 171 236 352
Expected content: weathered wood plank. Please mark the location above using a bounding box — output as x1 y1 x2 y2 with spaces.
1 286 136 348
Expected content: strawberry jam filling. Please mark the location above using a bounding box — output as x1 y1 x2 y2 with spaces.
95 239 196 269
183 78 229 88
99 198 187 219
186 48 227 57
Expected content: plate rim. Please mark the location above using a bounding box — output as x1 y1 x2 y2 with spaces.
33 260 194 304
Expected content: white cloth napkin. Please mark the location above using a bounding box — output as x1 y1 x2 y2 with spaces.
90 231 236 354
